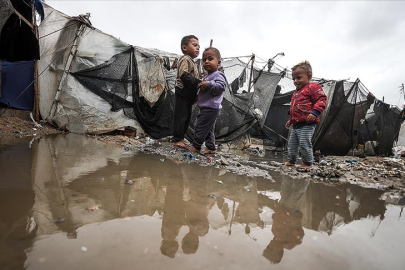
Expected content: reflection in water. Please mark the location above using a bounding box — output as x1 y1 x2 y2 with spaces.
0 138 36 269
160 163 211 257
263 178 310 264
0 134 403 269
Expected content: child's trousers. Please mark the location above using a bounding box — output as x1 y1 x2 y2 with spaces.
173 93 193 142
192 108 220 150
287 125 315 165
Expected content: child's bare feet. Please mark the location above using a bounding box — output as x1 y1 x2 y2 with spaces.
297 164 312 172
173 141 188 148
284 161 296 166
298 164 312 169
203 149 216 155
187 145 201 153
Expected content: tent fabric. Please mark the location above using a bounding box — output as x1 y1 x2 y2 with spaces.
0 60 34 110
0 0 14 32
38 4 141 134
359 101 404 156
0 0 40 61
313 81 374 155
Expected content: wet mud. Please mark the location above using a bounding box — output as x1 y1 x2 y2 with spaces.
1 134 404 270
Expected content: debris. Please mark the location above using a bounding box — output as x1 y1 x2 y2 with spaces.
220 156 230 165
215 180 224 184
53 218 65 223
125 180 135 185
81 246 88 252
86 205 101 211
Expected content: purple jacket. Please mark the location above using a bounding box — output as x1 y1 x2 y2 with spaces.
197 71 226 109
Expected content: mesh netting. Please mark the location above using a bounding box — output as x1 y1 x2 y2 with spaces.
72 48 133 112
186 58 281 143
313 80 374 155
359 100 403 156
72 51 281 142
72 47 175 139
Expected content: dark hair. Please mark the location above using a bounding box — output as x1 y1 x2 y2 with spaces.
204 47 221 59
292 60 312 75
181 35 198 53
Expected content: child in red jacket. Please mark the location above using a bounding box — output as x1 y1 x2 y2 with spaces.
284 61 327 169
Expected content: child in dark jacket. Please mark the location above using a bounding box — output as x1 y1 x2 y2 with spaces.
284 61 327 169
172 35 201 148
188 47 226 154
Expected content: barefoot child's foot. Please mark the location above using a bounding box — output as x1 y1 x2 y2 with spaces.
173 141 188 148
203 149 216 154
187 145 201 153
284 161 296 166
298 164 312 169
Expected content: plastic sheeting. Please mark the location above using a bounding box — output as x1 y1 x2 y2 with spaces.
38 4 141 134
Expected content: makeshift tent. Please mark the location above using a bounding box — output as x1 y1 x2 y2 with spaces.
359 101 404 156
186 57 281 142
38 4 183 135
312 80 374 155
0 61 34 110
38 4 282 141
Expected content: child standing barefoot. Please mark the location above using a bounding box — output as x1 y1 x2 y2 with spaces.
172 35 201 148
284 61 327 169
188 47 226 154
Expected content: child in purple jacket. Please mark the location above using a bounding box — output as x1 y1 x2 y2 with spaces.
188 47 226 154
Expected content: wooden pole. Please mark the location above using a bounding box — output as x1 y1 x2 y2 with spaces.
248 54 255 92
14 9 34 30
210 39 213 47
33 9 40 121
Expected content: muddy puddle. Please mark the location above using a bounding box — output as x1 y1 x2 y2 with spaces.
1 134 404 270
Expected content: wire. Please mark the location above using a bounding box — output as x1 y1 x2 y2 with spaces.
39 22 78 39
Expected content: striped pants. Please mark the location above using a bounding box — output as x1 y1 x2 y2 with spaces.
287 125 315 165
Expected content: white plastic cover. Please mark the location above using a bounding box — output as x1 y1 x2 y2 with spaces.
39 4 143 134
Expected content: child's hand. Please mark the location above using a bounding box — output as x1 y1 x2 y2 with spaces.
198 81 208 91
306 114 316 123
285 120 291 129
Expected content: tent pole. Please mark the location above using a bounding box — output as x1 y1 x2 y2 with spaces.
14 9 34 30
33 7 40 121
248 54 255 92
49 22 86 120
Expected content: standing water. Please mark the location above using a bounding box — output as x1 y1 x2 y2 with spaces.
0 134 404 270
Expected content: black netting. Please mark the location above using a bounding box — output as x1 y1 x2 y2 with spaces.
186 93 256 143
359 101 404 156
72 48 133 112
185 68 281 143
72 47 174 139
313 80 374 155
72 51 282 142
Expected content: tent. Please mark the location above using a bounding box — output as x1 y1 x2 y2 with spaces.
37 4 282 141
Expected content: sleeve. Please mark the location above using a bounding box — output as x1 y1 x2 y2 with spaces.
180 72 201 90
206 72 227 96
310 83 327 116
177 57 194 78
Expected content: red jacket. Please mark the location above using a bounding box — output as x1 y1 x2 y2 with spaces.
289 82 327 125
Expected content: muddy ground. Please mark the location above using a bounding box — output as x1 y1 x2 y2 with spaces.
1 116 404 198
